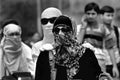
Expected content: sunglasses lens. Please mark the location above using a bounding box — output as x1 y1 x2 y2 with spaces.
54 27 71 34
62 28 69 32
41 17 57 25
41 18 48 25
50 17 57 23
53 28 60 34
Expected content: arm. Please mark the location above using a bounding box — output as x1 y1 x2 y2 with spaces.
88 49 103 76
83 48 102 80
22 42 36 78
107 48 119 77
118 27 120 53
103 27 119 77
77 25 86 44
35 51 51 80
32 44 41 63
76 16 87 44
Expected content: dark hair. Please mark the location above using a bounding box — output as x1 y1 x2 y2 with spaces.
100 6 114 14
1 19 20 29
85 2 100 14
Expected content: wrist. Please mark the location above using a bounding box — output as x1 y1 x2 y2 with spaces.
113 64 117 68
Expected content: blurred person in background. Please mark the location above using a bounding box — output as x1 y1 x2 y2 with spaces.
35 15 104 80
76 2 108 73
32 7 62 64
0 19 35 79
25 32 41 48
100 5 120 78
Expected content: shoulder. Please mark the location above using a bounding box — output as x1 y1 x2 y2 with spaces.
99 24 106 32
22 42 32 59
85 47 94 54
37 50 50 62
32 41 43 54
33 41 43 48
22 42 31 51
81 46 95 58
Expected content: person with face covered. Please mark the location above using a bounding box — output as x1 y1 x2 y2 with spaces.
0 20 35 79
77 2 108 73
32 7 62 64
35 15 105 80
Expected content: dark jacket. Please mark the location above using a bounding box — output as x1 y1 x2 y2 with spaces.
35 48 102 80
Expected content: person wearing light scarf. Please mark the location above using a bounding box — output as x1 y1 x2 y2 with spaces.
0 20 35 79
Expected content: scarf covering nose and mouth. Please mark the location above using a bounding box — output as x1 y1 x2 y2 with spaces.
52 15 86 78
53 15 75 46
2 23 22 62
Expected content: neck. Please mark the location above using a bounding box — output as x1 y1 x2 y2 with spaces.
104 22 112 29
43 32 54 44
87 20 98 28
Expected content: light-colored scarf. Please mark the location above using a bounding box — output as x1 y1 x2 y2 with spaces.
0 24 28 79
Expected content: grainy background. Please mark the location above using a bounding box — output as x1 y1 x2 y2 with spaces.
0 0 120 41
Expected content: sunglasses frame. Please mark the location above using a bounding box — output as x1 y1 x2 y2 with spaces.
53 25 72 34
41 17 57 25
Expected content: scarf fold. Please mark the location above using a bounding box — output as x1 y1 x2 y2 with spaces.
3 53 28 75
2 37 22 62
54 37 86 78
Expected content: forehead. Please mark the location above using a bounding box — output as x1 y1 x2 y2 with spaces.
86 10 97 13
41 8 62 18
4 24 21 33
57 25 65 28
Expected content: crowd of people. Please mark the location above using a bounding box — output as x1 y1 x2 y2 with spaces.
0 1 120 80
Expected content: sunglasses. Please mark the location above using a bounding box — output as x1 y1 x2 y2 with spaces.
8 32 21 36
53 27 71 34
41 17 57 25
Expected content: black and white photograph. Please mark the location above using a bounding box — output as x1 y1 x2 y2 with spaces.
0 0 120 80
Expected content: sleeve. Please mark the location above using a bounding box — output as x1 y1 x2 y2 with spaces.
76 24 86 43
35 51 51 80
86 48 102 78
35 52 42 80
27 58 35 78
32 44 41 63
22 42 35 78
